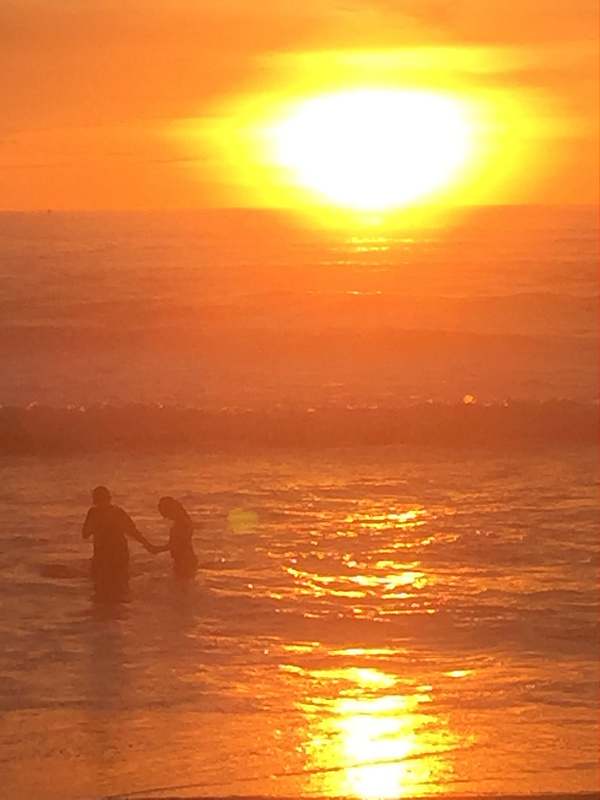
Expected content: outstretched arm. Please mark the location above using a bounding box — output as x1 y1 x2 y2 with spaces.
120 508 157 553
130 528 157 553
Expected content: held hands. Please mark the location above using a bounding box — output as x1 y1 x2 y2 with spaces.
140 537 161 554
134 530 167 555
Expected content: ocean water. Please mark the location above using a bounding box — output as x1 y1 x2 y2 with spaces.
0 205 597 410
0 206 598 799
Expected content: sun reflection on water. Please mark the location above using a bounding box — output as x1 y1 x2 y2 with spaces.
271 501 467 795
295 665 454 797
347 235 391 253
272 501 466 800
279 504 437 611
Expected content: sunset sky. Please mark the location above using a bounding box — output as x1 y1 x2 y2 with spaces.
1 0 597 210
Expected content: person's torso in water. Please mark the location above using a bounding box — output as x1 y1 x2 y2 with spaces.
168 518 199 577
83 504 136 570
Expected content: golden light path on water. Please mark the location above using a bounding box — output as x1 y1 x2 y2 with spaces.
269 500 465 797
281 507 433 611
284 664 456 797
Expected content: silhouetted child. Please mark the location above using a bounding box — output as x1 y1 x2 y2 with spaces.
82 485 154 600
152 496 199 578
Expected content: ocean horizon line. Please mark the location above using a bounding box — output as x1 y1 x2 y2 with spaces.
98 792 600 800
0 202 598 215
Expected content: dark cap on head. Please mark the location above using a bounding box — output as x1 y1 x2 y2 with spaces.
92 485 111 505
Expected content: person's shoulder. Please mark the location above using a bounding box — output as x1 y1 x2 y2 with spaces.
113 504 137 526
175 516 194 535
83 505 97 525
113 504 132 518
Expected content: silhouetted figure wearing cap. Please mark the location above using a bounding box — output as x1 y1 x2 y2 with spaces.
153 496 199 578
82 486 153 601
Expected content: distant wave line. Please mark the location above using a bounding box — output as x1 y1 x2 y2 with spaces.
0 401 597 454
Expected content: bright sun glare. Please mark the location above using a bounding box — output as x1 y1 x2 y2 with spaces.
266 89 471 211
175 49 543 222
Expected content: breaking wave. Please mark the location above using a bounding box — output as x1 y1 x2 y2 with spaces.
0 400 597 454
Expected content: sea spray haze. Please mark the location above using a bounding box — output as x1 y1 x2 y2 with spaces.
0 206 598 799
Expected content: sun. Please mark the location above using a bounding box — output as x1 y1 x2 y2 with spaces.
173 49 546 221
265 89 472 211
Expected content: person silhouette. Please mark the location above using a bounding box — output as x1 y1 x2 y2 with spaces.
82 485 154 600
152 496 199 578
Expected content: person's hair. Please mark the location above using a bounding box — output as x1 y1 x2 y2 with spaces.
158 496 190 522
92 485 111 505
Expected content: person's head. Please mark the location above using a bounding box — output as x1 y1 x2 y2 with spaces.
158 496 186 521
92 485 111 506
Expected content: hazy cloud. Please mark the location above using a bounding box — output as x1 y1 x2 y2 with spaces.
0 0 596 134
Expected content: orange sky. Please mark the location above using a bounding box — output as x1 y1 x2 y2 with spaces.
0 0 597 210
